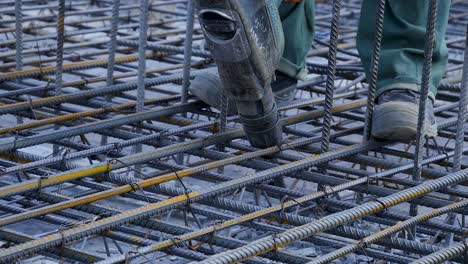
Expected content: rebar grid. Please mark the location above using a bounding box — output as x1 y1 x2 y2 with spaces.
0 0 467 263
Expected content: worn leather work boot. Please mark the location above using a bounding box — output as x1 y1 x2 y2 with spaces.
371 89 437 141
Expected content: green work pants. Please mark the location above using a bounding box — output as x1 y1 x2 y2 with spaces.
276 0 450 98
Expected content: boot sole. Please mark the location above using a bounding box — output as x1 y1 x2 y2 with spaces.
371 102 437 142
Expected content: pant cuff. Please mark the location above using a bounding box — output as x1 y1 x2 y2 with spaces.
377 82 436 102
277 57 308 81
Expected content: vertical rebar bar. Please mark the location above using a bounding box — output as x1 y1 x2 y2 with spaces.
452 25 468 173
219 89 228 133
181 0 195 106
320 0 341 154
53 0 66 155
14 0 24 125
14 0 23 71
55 0 65 98
101 0 121 147
411 0 438 217
136 0 148 114
444 24 468 246
134 0 149 175
363 0 386 141
177 0 195 165
106 0 120 88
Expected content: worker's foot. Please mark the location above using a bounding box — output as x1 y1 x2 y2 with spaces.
272 72 298 106
188 68 237 115
371 89 437 141
189 69 297 113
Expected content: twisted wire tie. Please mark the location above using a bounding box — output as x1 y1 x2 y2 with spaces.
208 220 223 247
174 169 192 206
320 184 335 199
129 182 140 192
59 148 70 167
365 176 377 195
356 240 371 262
37 175 48 192
9 131 20 152
280 196 306 216
171 237 184 248
27 95 38 120
112 142 123 153
105 159 117 178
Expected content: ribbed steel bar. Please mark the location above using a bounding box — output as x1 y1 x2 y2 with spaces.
52 118 468 222
0 230 98 263
14 0 23 71
0 94 180 135
320 0 341 153
0 1 185 24
0 1 466 263
180 0 194 105
4 134 464 264
412 0 438 215
4 105 460 237
0 120 374 226
30 183 309 264
0 135 332 227
95 150 467 264
176 0 195 165
105 0 120 88
108 162 447 261
192 142 468 232
0 205 105 262
0 10 192 48
0 100 367 198
362 0 385 140
103 0 121 144
452 24 468 172
0 177 288 264
196 168 468 264
0 96 363 162
94 192 415 264
409 242 467 264
307 199 468 264
410 0 440 222
445 24 468 246
2 156 414 263
1 66 197 114
13 0 24 127
0 101 203 153
0 141 378 262
133 0 149 175
54 0 65 97
51 0 66 157
0 90 360 167
0 51 156 81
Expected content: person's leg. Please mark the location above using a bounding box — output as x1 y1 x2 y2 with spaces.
277 0 316 81
357 0 450 141
357 0 450 99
